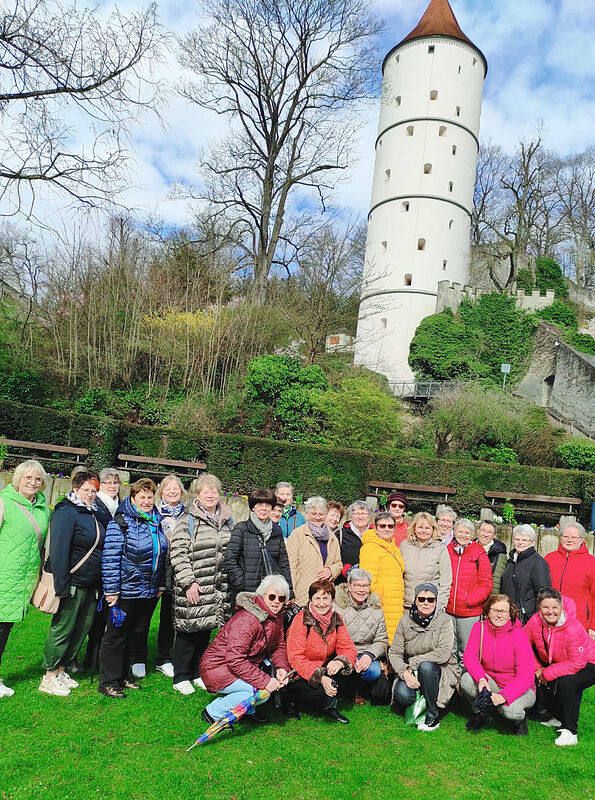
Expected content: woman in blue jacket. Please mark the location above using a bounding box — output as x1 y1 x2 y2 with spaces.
98 478 168 698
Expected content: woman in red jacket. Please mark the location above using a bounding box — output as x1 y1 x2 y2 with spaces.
284 579 357 723
545 522 595 636
524 588 595 746
446 519 492 668
199 575 291 723
462 594 535 735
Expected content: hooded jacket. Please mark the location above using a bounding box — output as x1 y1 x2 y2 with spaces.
524 596 595 681
0 485 49 622
399 537 452 610
480 538 508 594
545 543 595 632
286 605 356 686
224 517 292 598
48 498 105 596
463 618 535 704
199 592 289 692
446 541 492 618
102 496 167 599
334 584 388 659
359 529 405 643
501 546 551 624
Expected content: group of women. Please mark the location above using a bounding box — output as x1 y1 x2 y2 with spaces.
0 463 593 747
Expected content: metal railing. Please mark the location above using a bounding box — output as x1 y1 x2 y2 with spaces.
389 380 459 399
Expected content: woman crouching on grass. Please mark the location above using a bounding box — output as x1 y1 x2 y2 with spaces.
199 575 291 725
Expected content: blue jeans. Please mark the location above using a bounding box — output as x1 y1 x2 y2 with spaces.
359 657 382 681
393 661 441 720
205 679 257 719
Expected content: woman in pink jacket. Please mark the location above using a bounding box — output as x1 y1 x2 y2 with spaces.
524 588 595 747
462 594 535 735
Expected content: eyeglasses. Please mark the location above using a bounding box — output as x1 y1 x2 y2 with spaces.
490 608 510 616
103 480 120 486
390 502 405 510
377 523 395 529
417 596 437 604
267 593 286 603
350 583 370 591
23 476 43 484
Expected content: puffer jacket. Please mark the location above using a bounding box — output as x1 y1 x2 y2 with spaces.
463 618 535 704
545 543 595 632
334 584 388 659
200 592 289 692
0 485 49 622
170 499 233 633
287 605 356 686
446 541 492 618
389 609 458 708
224 517 292 598
399 537 452 610
286 524 342 606
524 596 595 681
480 538 507 594
102 497 167 599
501 547 551 624
359 529 405 643
158 503 185 592
48 499 105 596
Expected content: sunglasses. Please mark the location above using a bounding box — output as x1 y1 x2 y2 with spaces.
417 596 437 604
267 593 286 603
377 523 395 529
390 503 405 509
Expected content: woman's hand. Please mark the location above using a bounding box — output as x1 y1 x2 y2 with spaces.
321 675 337 697
355 654 372 673
535 667 547 685
265 677 282 693
491 693 506 706
316 567 332 580
403 668 420 690
477 677 490 693
326 659 343 676
105 593 119 607
275 669 289 687
185 582 201 604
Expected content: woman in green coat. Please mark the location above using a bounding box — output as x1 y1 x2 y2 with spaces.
0 460 50 697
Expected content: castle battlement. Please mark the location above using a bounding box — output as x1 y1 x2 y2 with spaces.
436 280 557 314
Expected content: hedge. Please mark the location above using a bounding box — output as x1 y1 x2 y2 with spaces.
0 400 592 524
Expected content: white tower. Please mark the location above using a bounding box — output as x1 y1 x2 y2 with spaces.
354 0 486 383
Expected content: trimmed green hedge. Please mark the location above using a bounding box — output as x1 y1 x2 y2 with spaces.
0 400 592 524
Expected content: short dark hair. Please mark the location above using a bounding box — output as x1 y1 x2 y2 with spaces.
72 470 100 491
328 500 344 515
478 519 497 533
248 488 277 510
537 587 563 607
483 594 518 623
130 478 157 498
308 579 335 600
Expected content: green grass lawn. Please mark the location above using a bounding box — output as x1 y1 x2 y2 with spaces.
0 606 593 800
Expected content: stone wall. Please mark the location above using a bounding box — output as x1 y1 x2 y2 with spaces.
435 280 557 314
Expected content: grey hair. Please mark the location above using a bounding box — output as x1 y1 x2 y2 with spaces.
275 481 293 493
192 473 222 495
347 567 372 585
561 521 586 539
256 574 290 598
348 500 371 516
99 468 120 482
436 504 457 522
513 524 537 543
12 459 46 492
454 518 476 537
375 511 394 525
305 496 328 514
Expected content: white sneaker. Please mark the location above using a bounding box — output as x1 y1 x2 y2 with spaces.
0 679 15 697
173 680 195 695
39 675 70 697
192 677 206 690
417 720 440 732
58 671 79 688
555 729 578 746
156 662 174 678
540 717 562 728
131 663 146 679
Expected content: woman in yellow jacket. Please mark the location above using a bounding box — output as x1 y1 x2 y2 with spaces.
359 513 405 644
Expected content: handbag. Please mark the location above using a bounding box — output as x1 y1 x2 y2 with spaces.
404 670 426 726
369 662 394 706
31 517 101 615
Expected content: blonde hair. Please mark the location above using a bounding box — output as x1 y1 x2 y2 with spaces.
12 459 46 492
191 473 222 496
407 511 440 543
155 474 185 503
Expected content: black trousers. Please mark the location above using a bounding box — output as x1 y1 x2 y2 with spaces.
0 622 14 668
282 677 337 713
82 606 106 670
129 596 160 666
537 663 595 735
173 629 211 685
98 597 158 687
156 593 175 665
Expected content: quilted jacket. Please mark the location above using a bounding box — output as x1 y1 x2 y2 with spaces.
285 523 342 606
446 541 492 618
359 529 405 643
399 537 452 610
545 543 595 632
48 499 105 596
224 517 293 598
334 584 388 659
101 497 167 599
0 484 49 622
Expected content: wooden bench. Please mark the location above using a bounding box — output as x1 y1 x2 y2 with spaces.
369 481 456 502
117 453 207 481
484 491 582 514
0 437 88 469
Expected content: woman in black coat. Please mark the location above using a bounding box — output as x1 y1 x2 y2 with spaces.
501 524 551 624
224 489 293 601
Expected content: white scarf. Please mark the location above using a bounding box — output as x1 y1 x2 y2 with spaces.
97 490 118 517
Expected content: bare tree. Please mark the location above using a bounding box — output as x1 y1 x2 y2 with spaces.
177 0 383 301
556 148 595 290
0 0 166 216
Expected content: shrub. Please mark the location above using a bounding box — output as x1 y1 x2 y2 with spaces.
536 300 578 329
534 257 569 298
408 309 489 380
567 330 595 355
0 368 47 405
555 439 595 472
475 445 519 464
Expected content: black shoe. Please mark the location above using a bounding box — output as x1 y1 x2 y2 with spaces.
325 709 350 724
466 712 488 731
281 701 301 720
513 718 528 736
67 660 84 675
98 684 126 699
201 708 217 725
122 679 142 690
244 711 269 725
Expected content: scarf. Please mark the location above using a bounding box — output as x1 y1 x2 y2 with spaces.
282 505 296 519
68 490 97 512
135 507 160 575
453 541 469 556
308 602 333 633
349 522 367 541
249 511 272 542
409 603 436 629
96 490 118 516
308 523 330 541
196 500 221 527
159 500 185 518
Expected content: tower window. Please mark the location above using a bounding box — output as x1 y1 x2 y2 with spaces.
448 181 454 192
443 260 448 271
381 240 387 252
406 125 414 136
404 273 412 285
458 65 461 74
449 219 454 230
417 239 426 251
378 138 382 147
452 145 457 155
424 163 432 174
395 55 400 63
428 45 435 54
380 317 387 329
439 125 447 137
473 57 477 66
430 90 438 100
401 201 410 212
455 106 460 117
384 168 391 181
395 95 401 106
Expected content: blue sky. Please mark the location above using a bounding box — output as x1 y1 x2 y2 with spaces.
10 0 595 232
